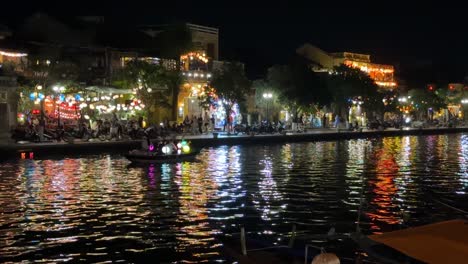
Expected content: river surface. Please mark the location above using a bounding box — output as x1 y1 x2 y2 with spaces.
0 134 467 263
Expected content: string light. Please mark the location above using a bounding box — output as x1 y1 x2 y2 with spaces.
183 71 212 78
0 50 27 57
376 81 397 87
180 52 208 63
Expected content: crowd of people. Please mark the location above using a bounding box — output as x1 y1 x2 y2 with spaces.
13 109 465 143
11 110 229 143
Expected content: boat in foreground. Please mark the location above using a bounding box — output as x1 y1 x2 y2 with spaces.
353 219 468 264
126 138 199 164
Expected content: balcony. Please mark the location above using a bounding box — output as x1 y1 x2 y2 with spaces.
0 76 17 87
181 70 212 82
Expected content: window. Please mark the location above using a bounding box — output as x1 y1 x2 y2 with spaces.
207 43 215 59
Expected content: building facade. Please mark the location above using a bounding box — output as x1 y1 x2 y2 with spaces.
0 76 18 144
297 44 397 89
187 23 219 61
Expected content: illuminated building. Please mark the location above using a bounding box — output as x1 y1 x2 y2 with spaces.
136 23 222 122
443 83 466 121
0 25 24 143
0 47 28 74
177 51 213 122
297 44 397 89
141 23 219 60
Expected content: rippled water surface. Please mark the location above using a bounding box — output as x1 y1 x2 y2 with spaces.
1 134 467 263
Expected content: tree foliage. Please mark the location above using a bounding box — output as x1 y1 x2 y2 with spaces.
199 62 250 124
154 23 193 120
327 64 381 119
266 56 327 122
17 47 86 114
112 61 174 119
407 88 446 119
251 79 283 120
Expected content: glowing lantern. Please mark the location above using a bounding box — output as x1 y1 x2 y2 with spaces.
182 145 190 153
162 146 171 154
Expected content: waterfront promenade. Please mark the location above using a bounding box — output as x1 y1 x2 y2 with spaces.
1 126 467 160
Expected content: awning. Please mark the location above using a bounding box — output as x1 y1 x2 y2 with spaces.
85 86 133 94
369 219 468 264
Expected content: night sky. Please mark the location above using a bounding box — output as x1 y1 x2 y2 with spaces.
1 1 467 86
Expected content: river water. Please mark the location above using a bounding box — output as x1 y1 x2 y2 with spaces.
0 134 467 263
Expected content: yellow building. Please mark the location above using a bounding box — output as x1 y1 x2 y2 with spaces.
178 51 212 122
297 44 397 89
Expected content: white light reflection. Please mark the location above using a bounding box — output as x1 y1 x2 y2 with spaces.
206 146 246 228
457 135 468 193
344 139 367 209
255 155 284 222
172 155 221 255
394 136 413 193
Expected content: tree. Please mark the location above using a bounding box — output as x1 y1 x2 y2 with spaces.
112 60 172 122
267 56 327 124
327 64 381 121
380 90 399 118
17 47 83 118
251 79 283 121
155 23 193 120
199 62 250 129
407 88 446 120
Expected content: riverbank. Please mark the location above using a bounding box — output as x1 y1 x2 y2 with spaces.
1 127 467 160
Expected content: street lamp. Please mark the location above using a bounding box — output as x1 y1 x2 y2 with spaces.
263 92 273 122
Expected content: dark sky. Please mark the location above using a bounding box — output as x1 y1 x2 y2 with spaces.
1 0 467 85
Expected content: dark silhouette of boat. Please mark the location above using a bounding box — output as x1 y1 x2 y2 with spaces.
125 149 200 163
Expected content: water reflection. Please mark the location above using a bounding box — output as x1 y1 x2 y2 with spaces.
0 134 467 262
458 135 468 193
174 161 220 259
255 153 284 231
367 138 400 232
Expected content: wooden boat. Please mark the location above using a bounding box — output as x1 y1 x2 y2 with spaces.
125 149 200 163
353 219 468 264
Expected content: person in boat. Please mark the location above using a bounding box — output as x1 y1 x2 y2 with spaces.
141 127 155 151
164 140 178 155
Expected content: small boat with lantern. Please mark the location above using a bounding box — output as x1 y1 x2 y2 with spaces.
125 139 199 164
